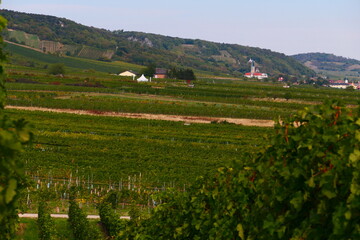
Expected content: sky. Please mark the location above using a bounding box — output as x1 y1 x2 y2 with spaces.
2 0 360 60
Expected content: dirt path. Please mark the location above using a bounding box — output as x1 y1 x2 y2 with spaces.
6 105 275 127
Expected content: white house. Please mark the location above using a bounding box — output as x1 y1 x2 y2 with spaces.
328 83 354 89
137 74 149 82
119 70 137 77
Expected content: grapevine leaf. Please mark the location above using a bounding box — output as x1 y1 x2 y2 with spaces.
5 179 17 204
237 223 245 240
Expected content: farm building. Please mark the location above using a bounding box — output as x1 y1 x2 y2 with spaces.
154 68 167 78
119 70 137 77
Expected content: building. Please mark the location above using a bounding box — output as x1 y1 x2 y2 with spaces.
244 72 269 79
154 68 167 79
328 82 356 89
244 59 268 80
119 70 137 77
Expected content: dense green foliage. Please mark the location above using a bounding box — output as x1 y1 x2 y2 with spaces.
48 63 65 75
68 189 101 240
0 11 33 239
168 67 196 80
38 198 57 240
121 101 360 239
99 201 126 238
0 9 316 77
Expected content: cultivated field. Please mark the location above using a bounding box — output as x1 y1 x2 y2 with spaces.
5 62 359 238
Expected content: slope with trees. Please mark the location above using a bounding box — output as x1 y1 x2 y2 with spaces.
0 9 315 77
292 52 360 79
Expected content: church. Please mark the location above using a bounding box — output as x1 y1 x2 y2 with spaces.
244 59 268 79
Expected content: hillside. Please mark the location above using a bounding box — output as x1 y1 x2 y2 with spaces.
292 52 360 79
0 9 315 77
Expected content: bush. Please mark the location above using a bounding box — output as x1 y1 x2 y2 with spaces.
68 189 101 240
122 101 360 239
99 202 126 238
0 14 33 239
48 63 65 75
38 200 56 240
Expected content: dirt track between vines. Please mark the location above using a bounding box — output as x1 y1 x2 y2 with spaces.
6 105 275 127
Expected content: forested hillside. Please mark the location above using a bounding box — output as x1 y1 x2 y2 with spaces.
1 9 315 77
292 52 360 79
292 52 360 71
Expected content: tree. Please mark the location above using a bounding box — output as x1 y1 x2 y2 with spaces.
167 67 196 80
0 8 33 239
122 101 360 239
141 63 156 77
48 63 65 75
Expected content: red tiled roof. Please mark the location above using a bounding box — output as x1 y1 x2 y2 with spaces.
245 72 266 76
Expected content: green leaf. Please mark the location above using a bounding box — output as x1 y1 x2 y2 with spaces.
345 211 351 220
290 191 303 210
237 223 245 240
307 176 315 188
322 189 336 199
349 149 360 164
5 179 17 204
355 119 360 126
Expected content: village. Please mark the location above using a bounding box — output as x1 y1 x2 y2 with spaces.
118 58 360 90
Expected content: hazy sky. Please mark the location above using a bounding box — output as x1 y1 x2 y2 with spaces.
2 0 360 60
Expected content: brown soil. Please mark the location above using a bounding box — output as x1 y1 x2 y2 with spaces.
6 105 275 127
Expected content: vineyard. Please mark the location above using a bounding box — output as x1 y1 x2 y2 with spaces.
77 46 115 60
5 42 144 73
3 63 359 238
7 30 41 49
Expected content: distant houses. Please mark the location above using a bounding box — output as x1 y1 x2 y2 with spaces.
154 68 167 79
328 79 358 89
